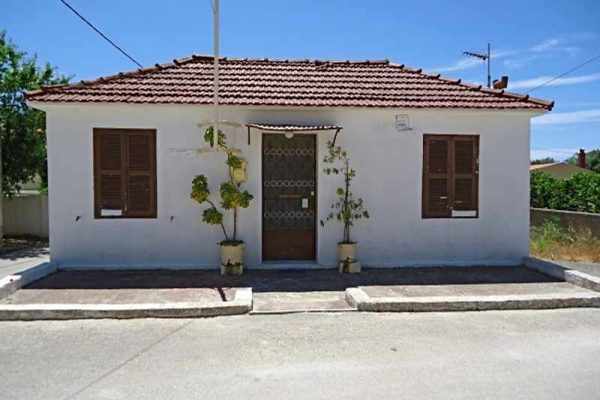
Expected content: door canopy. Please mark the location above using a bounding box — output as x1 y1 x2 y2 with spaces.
246 123 342 145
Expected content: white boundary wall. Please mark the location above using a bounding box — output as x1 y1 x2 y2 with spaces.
3 194 49 238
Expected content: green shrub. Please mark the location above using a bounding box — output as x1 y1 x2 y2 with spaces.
190 127 253 244
530 171 600 213
320 141 370 244
530 172 557 209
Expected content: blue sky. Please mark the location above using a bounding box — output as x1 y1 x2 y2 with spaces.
3 0 599 160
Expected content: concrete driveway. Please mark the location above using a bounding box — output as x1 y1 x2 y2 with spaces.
0 247 49 280
559 261 600 279
1 310 599 399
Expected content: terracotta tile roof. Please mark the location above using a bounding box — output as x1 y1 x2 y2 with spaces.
26 55 553 110
529 162 561 170
529 163 592 172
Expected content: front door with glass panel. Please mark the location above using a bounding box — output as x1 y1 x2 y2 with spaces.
262 134 316 260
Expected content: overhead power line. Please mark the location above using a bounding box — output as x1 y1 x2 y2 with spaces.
58 0 143 68
526 53 600 94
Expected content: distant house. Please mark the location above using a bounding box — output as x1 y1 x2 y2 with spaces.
26 55 553 268
529 163 593 179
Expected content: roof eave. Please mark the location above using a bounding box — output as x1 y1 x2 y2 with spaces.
23 101 550 116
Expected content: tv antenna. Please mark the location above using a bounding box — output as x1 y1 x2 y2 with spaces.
464 43 491 88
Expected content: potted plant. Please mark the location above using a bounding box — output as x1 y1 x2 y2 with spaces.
321 141 369 273
191 127 253 275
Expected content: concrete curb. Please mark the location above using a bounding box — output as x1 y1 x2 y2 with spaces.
345 288 369 308
250 308 356 315
234 287 253 309
0 288 253 321
0 262 57 301
524 257 600 292
0 275 22 300
345 287 600 312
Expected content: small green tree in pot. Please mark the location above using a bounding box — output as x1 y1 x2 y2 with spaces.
191 127 253 275
320 141 369 273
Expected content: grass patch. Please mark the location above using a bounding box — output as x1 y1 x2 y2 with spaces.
531 221 600 262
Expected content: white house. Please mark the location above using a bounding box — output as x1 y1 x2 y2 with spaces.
26 55 553 269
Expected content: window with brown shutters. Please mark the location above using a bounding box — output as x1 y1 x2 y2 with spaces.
422 135 479 218
93 128 156 218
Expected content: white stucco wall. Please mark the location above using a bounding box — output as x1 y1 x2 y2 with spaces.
34 102 538 268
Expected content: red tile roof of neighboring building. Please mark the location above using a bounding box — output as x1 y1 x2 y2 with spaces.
26 55 553 110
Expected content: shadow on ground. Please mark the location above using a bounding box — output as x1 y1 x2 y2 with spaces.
24 266 560 293
0 246 49 260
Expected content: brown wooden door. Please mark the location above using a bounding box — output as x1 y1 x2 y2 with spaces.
262 134 316 260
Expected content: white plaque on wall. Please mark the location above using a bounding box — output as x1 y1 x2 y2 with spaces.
101 209 122 217
452 210 477 218
395 114 411 131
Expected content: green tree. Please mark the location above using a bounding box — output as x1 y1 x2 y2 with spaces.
531 157 556 165
0 31 69 195
567 149 600 173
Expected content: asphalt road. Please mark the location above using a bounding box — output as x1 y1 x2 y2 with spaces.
1 310 600 400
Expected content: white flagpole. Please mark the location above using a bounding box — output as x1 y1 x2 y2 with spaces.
212 0 220 148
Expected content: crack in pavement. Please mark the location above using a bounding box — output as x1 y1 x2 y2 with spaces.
62 319 195 400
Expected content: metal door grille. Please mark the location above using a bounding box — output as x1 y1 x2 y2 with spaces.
263 134 316 231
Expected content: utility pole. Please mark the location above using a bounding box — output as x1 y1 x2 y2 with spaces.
487 42 491 89
212 0 220 148
464 43 491 88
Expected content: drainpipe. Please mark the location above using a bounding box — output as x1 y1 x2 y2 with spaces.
212 0 220 148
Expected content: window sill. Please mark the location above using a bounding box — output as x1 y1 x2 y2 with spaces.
422 211 479 219
94 215 157 219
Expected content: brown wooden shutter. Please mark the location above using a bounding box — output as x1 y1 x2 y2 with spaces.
94 128 156 218
452 136 478 212
124 131 156 217
94 129 125 217
423 134 479 218
423 136 451 218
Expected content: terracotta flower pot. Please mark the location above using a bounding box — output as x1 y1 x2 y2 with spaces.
337 242 357 262
337 242 361 273
220 242 245 275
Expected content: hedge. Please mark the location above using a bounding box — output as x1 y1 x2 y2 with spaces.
531 171 600 213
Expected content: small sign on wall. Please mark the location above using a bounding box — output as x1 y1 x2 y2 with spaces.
394 114 412 131
452 210 477 218
101 209 122 217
